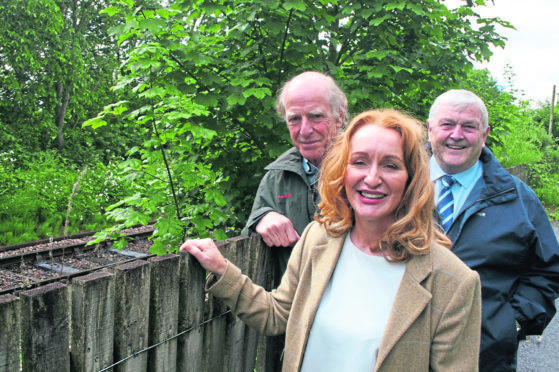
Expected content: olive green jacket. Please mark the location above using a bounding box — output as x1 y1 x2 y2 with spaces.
242 147 317 274
208 222 482 371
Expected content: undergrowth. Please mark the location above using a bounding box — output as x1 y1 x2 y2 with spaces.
0 150 137 245
495 106 559 220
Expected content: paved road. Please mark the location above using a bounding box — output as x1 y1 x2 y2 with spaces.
517 221 559 372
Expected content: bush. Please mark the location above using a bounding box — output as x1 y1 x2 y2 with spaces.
0 151 139 245
493 103 559 220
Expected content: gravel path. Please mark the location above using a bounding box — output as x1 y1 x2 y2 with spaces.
517 220 559 372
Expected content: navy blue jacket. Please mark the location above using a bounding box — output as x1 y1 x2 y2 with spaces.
445 148 559 371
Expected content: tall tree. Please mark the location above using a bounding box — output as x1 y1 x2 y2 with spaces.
455 68 517 151
0 0 120 159
84 0 512 251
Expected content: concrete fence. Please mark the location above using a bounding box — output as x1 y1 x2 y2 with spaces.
0 235 283 372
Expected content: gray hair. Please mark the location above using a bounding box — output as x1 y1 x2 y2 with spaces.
428 89 489 130
276 71 348 125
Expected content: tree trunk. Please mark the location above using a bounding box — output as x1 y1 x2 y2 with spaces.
55 82 70 151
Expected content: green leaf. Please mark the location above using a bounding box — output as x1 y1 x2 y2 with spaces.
82 117 107 129
389 65 413 74
213 229 228 241
227 93 247 106
206 188 227 207
195 93 219 106
141 85 166 98
148 239 168 255
243 87 272 99
386 2 406 11
138 17 166 35
283 0 307 11
101 6 121 17
156 8 178 19
364 50 393 61
154 217 172 236
369 15 390 26
192 215 213 230
113 237 129 250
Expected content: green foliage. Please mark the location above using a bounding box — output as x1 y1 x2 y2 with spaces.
454 69 517 152
514 106 559 217
458 68 559 219
496 107 549 168
497 107 559 217
490 93 559 218
0 0 124 162
0 151 135 245
529 99 559 140
83 0 509 251
1 0 518 247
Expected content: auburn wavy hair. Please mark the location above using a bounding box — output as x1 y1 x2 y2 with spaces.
316 109 451 261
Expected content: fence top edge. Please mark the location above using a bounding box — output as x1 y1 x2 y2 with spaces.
148 254 180 263
114 259 150 271
20 281 66 297
73 271 114 282
227 235 250 243
0 293 18 303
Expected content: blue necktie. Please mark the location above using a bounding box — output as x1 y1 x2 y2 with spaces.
438 175 456 232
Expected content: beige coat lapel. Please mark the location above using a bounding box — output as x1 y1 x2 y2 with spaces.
375 252 433 368
308 231 345 304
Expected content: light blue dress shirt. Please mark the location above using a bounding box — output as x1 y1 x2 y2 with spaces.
429 156 483 218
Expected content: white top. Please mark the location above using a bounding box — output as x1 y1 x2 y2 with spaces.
301 235 406 371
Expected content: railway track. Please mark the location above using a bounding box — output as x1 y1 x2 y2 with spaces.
0 225 156 296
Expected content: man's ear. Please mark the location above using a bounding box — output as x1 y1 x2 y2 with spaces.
482 126 491 147
337 103 348 129
337 114 345 130
426 120 432 141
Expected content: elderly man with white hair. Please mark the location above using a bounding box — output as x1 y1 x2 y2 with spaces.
427 89 559 371
243 71 347 276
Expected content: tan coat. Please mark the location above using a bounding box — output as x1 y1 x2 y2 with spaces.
208 222 481 371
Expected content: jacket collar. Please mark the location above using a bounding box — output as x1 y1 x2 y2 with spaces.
479 147 516 196
455 147 517 219
265 147 305 174
308 227 433 369
309 229 345 301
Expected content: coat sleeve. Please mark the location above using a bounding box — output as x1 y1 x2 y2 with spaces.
242 171 281 235
205 229 308 336
430 269 482 371
510 182 559 336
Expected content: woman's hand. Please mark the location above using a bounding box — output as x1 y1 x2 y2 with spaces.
179 238 227 277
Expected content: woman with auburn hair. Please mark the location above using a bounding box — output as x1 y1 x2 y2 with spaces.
317 109 450 260
181 109 481 371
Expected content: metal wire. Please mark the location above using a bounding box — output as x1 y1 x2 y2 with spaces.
97 309 232 372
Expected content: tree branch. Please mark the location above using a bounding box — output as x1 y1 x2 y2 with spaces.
277 9 294 87
149 87 181 221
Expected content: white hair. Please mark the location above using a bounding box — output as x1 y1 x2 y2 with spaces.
428 89 489 129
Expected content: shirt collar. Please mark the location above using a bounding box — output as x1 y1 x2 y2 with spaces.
302 157 319 184
429 156 482 189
